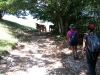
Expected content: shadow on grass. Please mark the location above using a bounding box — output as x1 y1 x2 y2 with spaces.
0 19 38 42
0 40 14 50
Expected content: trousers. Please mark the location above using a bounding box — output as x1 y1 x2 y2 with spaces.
86 49 99 75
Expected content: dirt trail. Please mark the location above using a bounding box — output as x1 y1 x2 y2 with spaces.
0 32 100 75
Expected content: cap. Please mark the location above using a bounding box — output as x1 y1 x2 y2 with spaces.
88 24 94 29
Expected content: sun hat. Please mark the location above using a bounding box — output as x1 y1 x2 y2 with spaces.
69 24 75 29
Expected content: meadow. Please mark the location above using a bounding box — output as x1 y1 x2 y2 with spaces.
0 19 36 52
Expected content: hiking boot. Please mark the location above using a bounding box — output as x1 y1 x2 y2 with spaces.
73 54 79 60
73 56 76 60
75 55 78 58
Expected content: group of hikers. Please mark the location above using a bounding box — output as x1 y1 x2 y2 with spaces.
66 24 100 75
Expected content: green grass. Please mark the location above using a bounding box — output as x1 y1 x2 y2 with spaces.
0 19 37 51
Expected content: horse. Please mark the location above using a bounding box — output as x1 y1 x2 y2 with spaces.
49 25 54 32
36 23 46 32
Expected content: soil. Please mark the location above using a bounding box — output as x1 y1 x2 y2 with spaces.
0 32 100 75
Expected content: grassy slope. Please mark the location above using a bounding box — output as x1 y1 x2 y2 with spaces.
0 19 37 51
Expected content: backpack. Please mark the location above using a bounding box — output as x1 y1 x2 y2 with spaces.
70 30 78 43
87 33 100 52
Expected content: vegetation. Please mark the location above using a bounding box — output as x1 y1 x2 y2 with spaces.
0 19 36 51
0 0 100 35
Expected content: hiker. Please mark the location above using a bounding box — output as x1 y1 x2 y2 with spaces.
82 24 100 75
67 24 79 59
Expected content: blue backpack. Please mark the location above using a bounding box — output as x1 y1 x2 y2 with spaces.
87 33 100 52
70 31 78 43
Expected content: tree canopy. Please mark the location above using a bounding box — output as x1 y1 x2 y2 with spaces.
0 0 100 35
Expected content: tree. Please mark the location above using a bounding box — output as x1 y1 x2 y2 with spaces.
0 0 37 17
29 0 88 35
0 0 100 35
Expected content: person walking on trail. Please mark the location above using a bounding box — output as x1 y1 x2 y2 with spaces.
82 24 100 75
67 24 79 59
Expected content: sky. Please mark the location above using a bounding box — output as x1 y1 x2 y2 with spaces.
2 14 53 32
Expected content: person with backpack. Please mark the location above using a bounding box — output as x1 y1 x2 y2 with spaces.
82 24 100 75
67 24 79 59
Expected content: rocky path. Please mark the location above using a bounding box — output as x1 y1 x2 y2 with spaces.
0 33 100 75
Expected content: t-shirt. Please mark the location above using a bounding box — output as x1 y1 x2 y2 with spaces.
83 33 100 46
67 29 78 42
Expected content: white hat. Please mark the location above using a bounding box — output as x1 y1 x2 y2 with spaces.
69 24 75 29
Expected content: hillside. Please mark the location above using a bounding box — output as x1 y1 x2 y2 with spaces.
0 19 100 75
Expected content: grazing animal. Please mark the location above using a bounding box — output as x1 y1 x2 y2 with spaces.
36 23 46 32
49 25 54 32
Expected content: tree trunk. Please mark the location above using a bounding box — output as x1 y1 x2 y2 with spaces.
58 22 61 34
64 17 69 34
59 17 64 35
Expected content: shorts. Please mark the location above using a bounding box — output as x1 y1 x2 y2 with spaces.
69 41 78 46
